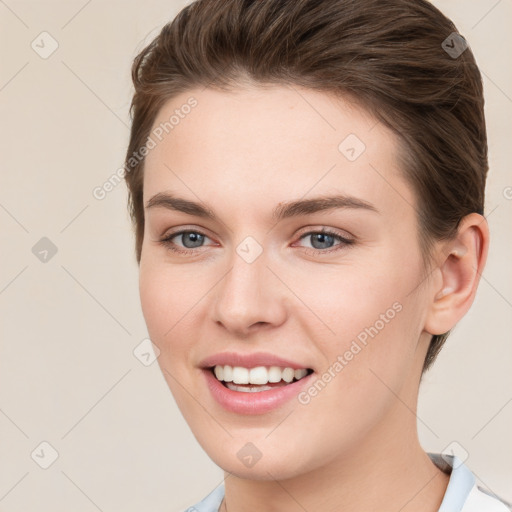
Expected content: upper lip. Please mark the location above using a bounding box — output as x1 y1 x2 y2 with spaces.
199 351 312 370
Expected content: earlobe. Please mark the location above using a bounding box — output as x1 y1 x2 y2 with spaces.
424 213 489 336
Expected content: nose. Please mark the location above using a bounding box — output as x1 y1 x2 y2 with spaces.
211 245 287 337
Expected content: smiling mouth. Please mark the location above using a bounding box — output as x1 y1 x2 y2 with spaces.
209 365 314 393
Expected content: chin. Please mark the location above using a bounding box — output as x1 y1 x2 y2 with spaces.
196 434 317 481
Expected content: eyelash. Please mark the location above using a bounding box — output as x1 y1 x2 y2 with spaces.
158 228 354 257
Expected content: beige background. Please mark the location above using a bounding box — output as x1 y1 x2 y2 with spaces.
0 1 510 510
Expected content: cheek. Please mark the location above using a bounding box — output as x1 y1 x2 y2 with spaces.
288 255 410 345
139 260 192 384
139 264 170 339
138 256 217 391
139 255 199 338
295 250 424 389
292 300 420 459
139 262 199 406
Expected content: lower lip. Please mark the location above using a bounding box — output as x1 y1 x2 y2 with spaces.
202 368 315 415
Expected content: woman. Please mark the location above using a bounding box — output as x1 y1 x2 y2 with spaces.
123 0 510 510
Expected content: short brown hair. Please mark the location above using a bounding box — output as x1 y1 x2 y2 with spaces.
124 0 488 372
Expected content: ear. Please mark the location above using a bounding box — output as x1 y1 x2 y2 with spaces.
424 213 490 336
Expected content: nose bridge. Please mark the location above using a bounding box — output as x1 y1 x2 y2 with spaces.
212 238 286 333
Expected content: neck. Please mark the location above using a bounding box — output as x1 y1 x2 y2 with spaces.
221 402 449 512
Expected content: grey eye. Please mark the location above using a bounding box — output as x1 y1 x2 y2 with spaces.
307 233 337 250
178 231 205 248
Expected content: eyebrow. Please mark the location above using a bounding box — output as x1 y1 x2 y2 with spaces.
145 192 379 221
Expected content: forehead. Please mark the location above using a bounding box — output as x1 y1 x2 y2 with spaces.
142 85 413 220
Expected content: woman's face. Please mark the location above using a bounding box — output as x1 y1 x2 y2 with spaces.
139 85 434 479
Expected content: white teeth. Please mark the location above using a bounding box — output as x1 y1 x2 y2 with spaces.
294 368 308 380
226 383 274 392
232 366 249 384
268 366 282 383
223 365 233 382
212 365 310 385
249 366 268 385
282 367 295 383
214 365 223 381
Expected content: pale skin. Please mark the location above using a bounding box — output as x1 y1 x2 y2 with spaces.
138 84 489 512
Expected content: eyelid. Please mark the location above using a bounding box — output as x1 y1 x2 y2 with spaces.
161 225 214 240
295 225 354 241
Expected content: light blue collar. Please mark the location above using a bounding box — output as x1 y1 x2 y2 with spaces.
428 453 475 512
187 482 224 512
